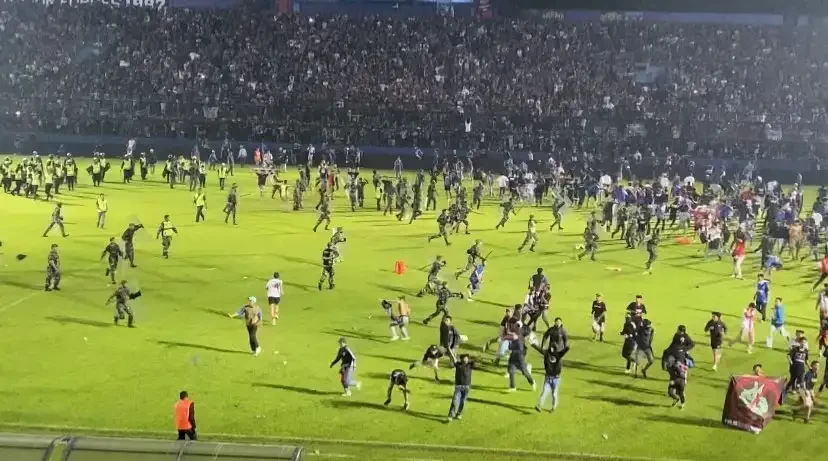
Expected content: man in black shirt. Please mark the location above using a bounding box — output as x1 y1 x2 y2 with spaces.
786 337 809 394
591 293 607 341
330 337 360 397
438 315 461 366
536 344 570 412
667 359 688 409
409 345 444 382
447 354 474 421
704 312 727 371
792 361 819 423
635 319 655 379
626 295 647 318
620 313 638 374
383 369 410 411
507 339 536 392
541 317 568 352
423 282 463 325
528 268 548 294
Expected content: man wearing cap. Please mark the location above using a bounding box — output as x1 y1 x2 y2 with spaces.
229 296 262 356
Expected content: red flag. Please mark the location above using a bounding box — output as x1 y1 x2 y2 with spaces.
722 375 785 433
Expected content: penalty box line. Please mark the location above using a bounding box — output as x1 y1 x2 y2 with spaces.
0 422 695 461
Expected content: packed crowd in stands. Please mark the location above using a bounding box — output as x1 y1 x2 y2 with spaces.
2 4 828 159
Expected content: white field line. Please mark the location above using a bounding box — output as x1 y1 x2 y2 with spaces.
0 422 698 461
0 291 39 314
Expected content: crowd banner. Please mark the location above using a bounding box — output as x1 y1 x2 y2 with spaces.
0 0 167 9
721 375 785 434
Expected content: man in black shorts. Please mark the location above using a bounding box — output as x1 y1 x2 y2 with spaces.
383 369 411 410
704 312 727 371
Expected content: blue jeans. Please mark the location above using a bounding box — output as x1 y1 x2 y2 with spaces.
340 366 356 389
449 385 470 417
495 340 511 360
537 375 560 410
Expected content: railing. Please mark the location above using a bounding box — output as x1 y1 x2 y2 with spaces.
0 433 303 461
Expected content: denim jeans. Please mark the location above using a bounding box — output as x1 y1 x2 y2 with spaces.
448 385 470 417
537 375 561 410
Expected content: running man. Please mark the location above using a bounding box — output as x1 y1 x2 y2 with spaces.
265 272 283 325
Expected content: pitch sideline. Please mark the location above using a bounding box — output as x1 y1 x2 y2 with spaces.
0 422 696 461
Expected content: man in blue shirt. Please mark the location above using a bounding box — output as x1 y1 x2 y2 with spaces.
754 273 770 321
766 297 791 349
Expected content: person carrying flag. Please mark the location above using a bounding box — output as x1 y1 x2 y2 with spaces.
466 261 485 301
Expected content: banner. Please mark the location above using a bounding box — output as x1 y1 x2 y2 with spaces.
0 0 167 9
721 375 785 434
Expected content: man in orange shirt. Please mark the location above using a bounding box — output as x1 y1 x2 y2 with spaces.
175 390 196 440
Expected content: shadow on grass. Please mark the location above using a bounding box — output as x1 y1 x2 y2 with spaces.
567 360 628 378
252 383 339 396
321 329 388 344
579 395 661 407
641 414 721 428
472 298 513 309
467 397 532 415
283 281 316 292
155 340 248 355
47 315 112 328
370 282 414 297
325 399 445 422
581 378 664 396
363 353 415 363
466 318 501 328
198 307 231 319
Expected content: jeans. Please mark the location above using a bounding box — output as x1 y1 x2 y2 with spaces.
340 365 356 388
538 375 561 410
495 340 511 361
448 385 470 417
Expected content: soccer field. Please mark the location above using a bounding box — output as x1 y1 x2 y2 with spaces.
0 161 823 461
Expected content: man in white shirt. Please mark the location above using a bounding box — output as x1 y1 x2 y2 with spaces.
265 272 283 325
683 175 695 187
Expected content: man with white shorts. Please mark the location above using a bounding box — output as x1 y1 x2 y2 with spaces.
265 272 283 325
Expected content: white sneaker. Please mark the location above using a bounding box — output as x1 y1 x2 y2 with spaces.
467 298 473 302
503 372 510 378
401 337 410 341
342 391 351 397
507 388 517 393
532 381 537 391
254 347 262 357
390 336 400 341
355 381 362 391
527 364 533 374
712 365 718 372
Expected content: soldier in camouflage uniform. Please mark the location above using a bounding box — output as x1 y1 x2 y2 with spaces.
121 223 144 268
518 215 539 253
422 281 463 325
427 210 451 246
100 237 124 284
455 240 482 280
417 256 446 297
45 243 61 291
313 196 332 232
495 198 517 229
106 280 140 327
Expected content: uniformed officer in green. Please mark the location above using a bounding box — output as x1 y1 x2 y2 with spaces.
156 215 179 259
218 163 228 190
194 189 207 222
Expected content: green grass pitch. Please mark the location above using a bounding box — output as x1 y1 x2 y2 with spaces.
0 161 824 461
